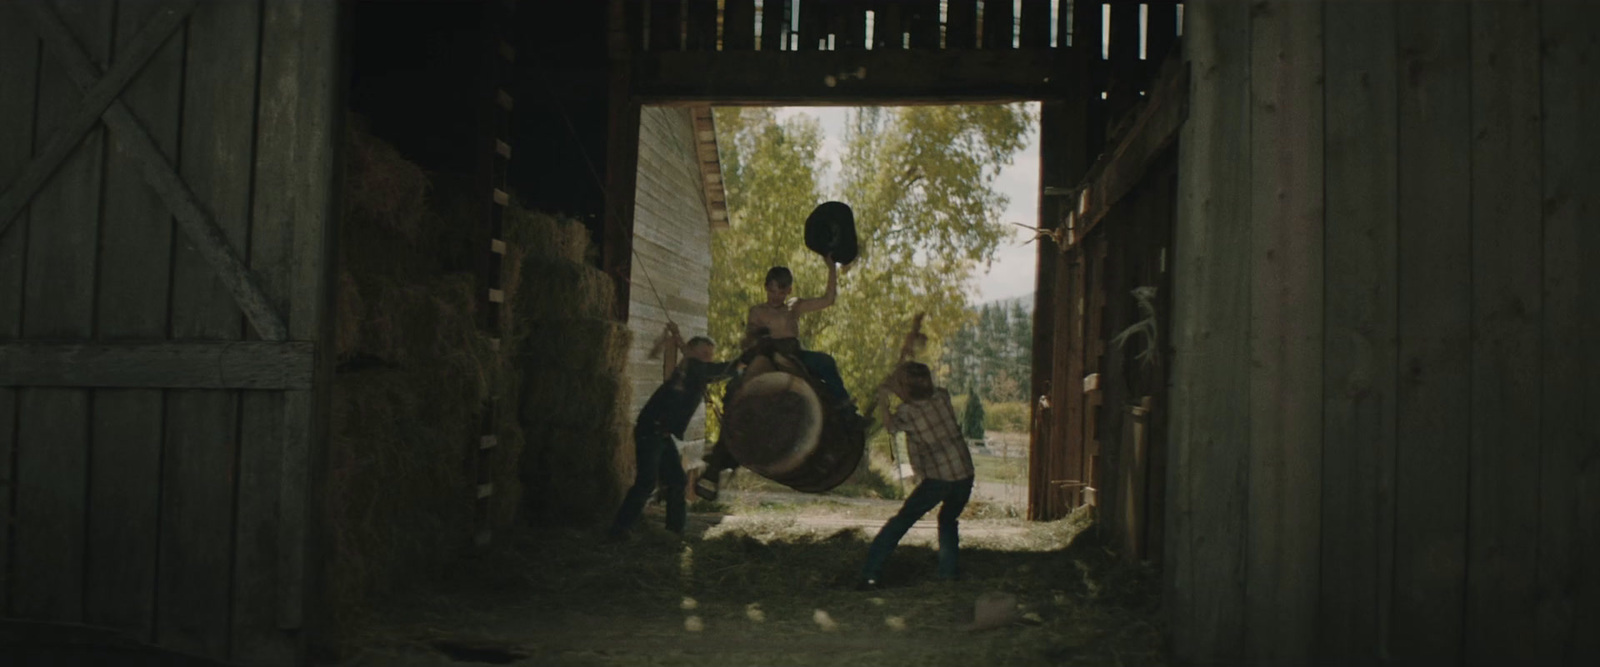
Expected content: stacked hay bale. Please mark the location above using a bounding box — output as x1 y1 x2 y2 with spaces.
503 205 634 525
328 120 522 636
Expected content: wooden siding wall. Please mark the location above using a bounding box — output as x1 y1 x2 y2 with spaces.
626 107 715 442
0 2 339 665
1167 1 1600 665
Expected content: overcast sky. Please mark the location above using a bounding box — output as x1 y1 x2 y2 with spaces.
769 105 1041 304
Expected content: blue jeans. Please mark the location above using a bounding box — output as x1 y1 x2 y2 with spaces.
798 350 850 403
610 429 687 535
861 476 975 581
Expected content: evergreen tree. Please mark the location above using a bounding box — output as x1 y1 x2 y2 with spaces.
960 383 986 441
1009 300 1032 396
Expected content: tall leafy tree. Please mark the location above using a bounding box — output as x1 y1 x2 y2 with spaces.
709 105 1033 408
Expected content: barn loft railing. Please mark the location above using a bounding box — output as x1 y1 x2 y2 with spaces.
619 0 1184 105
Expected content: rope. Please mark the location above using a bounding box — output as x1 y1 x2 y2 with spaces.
526 59 679 332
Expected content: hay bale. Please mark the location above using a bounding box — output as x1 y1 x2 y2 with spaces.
517 318 632 377
511 255 616 322
520 366 630 429
325 367 483 633
504 203 590 264
520 421 632 524
344 117 430 245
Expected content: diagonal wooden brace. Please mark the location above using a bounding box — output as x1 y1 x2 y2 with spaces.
0 0 197 238
18 1 291 341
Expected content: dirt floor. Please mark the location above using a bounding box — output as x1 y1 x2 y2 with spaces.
321 464 1168 667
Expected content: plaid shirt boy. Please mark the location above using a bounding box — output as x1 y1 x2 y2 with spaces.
887 388 975 482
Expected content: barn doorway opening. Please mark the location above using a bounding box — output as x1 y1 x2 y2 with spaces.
679 104 1040 519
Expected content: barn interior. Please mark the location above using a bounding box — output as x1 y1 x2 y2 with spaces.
0 1 1597 666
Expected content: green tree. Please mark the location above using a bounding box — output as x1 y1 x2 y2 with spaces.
1009 300 1032 398
960 384 986 441
708 105 1033 413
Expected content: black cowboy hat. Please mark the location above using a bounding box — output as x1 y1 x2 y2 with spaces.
803 201 859 265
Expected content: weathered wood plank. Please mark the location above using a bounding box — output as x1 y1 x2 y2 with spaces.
0 0 194 240
723 0 755 50
635 48 1082 105
86 389 164 635
1319 2 1397 661
1537 2 1599 664
1145 3 1178 64
648 0 681 51
157 0 261 657
21 0 288 342
795 0 822 50
1165 0 1251 661
1029 96 1082 520
1466 2 1543 664
1018 0 1049 49
758 0 789 51
10 0 113 626
0 342 316 389
12 388 91 622
1246 2 1323 662
1392 3 1472 663
685 0 716 51
256 0 339 644
903 0 940 49
982 0 1015 49
1065 61 1187 248
872 1 904 50
83 0 188 638
0 0 41 617
946 0 977 49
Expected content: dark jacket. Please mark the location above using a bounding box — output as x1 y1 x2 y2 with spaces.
635 358 737 438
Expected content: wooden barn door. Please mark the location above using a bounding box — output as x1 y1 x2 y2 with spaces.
0 1 339 664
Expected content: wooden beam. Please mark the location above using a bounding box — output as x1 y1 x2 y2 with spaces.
632 48 1084 104
0 342 316 390
1063 57 1188 249
0 0 196 240
20 2 289 342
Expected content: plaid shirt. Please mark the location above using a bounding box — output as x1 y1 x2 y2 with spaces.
888 388 975 482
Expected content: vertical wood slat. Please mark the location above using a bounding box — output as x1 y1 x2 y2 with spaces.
1145 2 1177 63
1029 99 1079 520
1062 248 1087 509
722 0 755 50
1392 3 1472 663
946 0 977 49
904 0 940 49
1165 0 1250 662
983 0 1015 49
1466 3 1543 664
270 0 340 640
1074 0 1103 60
0 0 42 617
685 0 716 50
795 0 823 50
1019 0 1050 48
11 0 114 625
648 0 681 51
829 3 866 50
232 0 329 660
1538 3 1600 663
84 0 184 639
1245 2 1323 663
872 1 904 49
758 0 789 50
1320 2 1397 662
159 0 260 657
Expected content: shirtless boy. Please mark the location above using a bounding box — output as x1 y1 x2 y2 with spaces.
743 261 850 404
